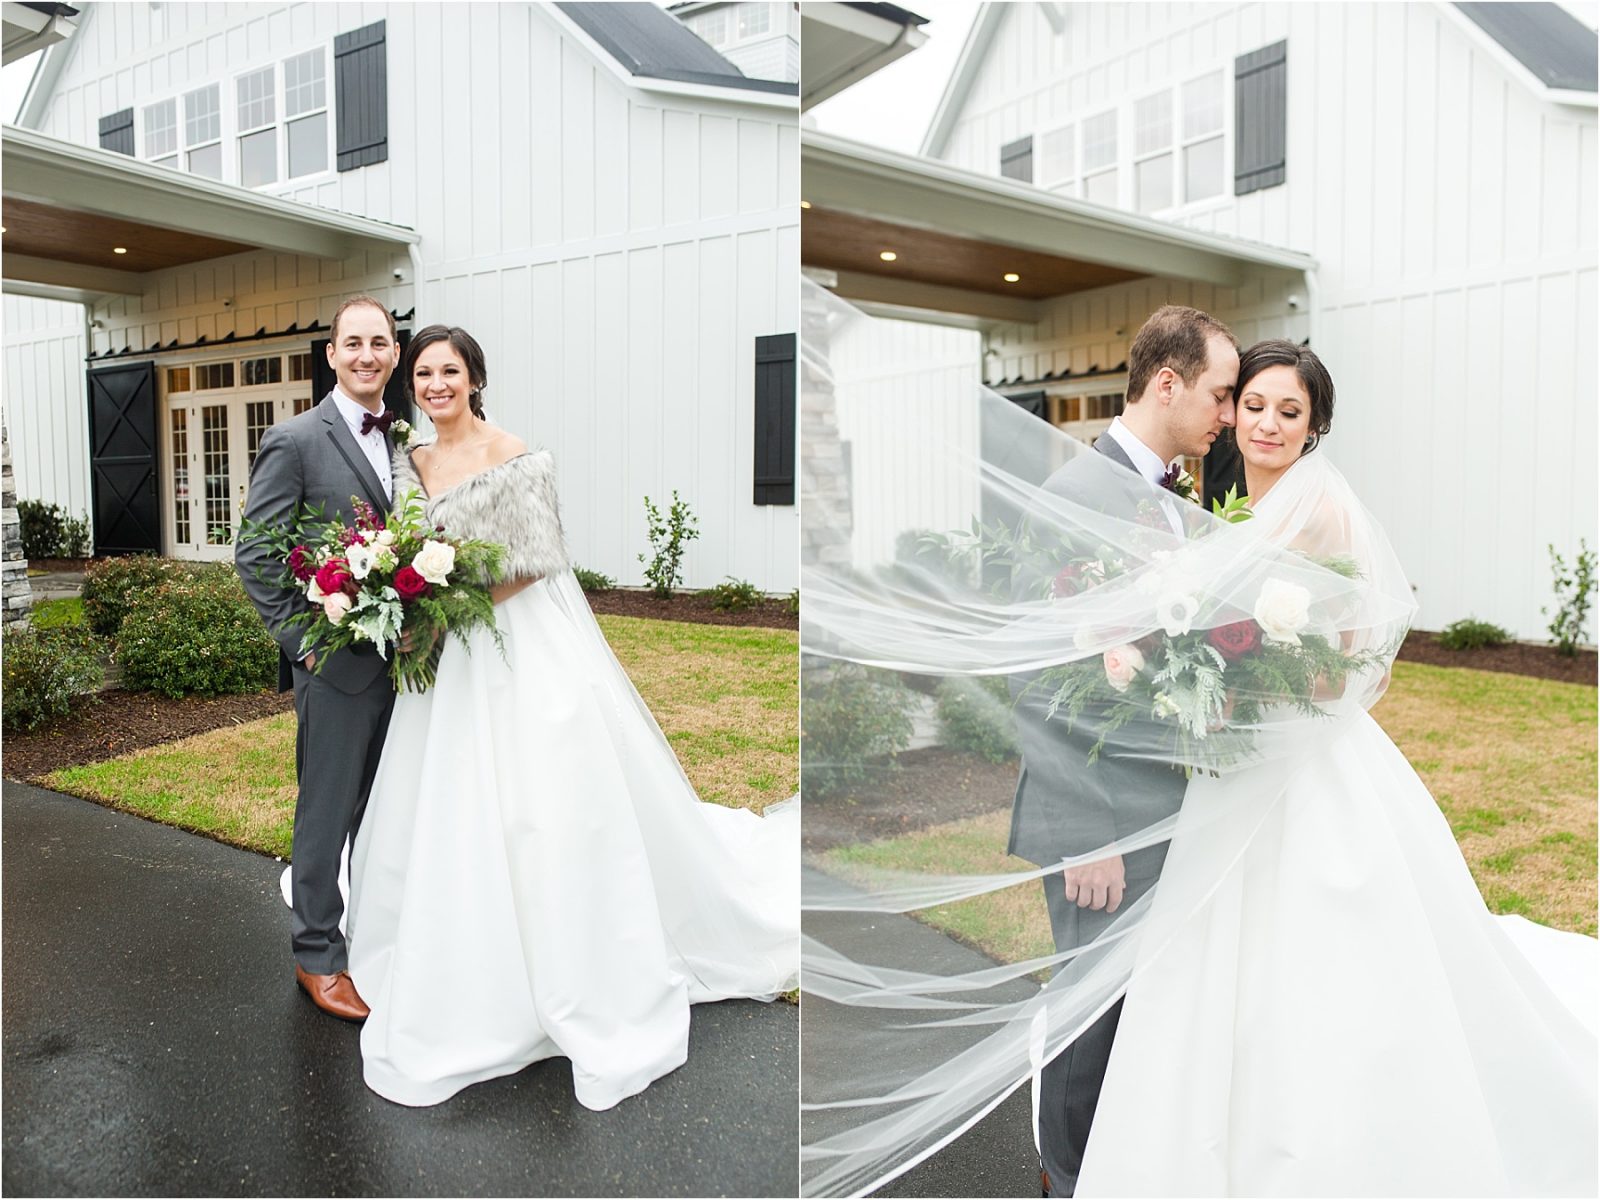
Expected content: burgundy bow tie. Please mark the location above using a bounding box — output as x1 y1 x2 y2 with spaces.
361 409 395 436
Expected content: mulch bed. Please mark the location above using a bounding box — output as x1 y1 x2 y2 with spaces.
803 747 1019 853
1397 631 1596 687
585 587 797 631
4 689 295 783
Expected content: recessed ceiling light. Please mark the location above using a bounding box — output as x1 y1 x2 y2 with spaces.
113 247 128 254
800 200 811 209
1003 272 1020 283
879 250 897 262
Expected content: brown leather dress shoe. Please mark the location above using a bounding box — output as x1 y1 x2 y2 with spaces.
295 964 370 1021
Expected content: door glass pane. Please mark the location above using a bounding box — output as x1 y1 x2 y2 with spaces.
202 405 231 545
196 362 235 390
239 128 277 187
167 366 191 393
171 408 190 545
289 352 313 382
293 396 314 415
242 356 283 386
246 401 275 467
287 112 327 178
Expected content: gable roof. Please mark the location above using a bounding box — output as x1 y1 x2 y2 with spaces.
1452 2 1597 93
553 2 796 95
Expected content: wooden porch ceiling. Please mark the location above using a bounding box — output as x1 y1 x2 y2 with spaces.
1 196 253 273
801 206 1145 300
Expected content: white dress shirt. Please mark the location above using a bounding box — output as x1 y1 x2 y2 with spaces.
1103 416 1184 534
330 385 394 504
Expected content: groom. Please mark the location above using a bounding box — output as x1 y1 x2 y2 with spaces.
236 294 401 1021
1007 305 1239 1197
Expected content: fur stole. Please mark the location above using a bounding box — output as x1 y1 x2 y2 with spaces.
393 445 570 583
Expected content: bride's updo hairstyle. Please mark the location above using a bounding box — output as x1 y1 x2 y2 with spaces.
1235 339 1335 454
403 323 490 419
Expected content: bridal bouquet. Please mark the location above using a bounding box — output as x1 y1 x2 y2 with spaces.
240 491 505 693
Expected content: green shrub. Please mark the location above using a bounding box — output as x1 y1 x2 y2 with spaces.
573 566 616 592
16 500 91 560
785 588 799 617
706 577 763 612
638 491 700 598
81 556 225 637
934 675 1019 763
1544 540 1597 657
2 625 104 732
801 662 917 799
1437 618 1512 651
29 597 85 630
116 570 277 697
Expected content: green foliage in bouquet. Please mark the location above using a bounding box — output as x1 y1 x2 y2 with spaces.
2 625 104 731
934 675 1019 764
639 491 699 598
802 662 917 799
1438 618 1512 651
117 572 277 697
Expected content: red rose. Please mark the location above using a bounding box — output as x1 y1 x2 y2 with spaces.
1208 619 1263 662
393 565 430 603
314 559 356 598
1052 563 1087 598
287 545 315 582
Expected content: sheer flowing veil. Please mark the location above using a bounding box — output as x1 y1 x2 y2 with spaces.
798 281 1417 1197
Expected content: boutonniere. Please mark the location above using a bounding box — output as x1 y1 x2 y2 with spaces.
388 419 414 449
1159 463 1200 504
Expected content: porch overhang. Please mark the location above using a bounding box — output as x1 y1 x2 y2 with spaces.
1 124 418 303
2 1 78 67
801 131 1317 326
801 3 929 110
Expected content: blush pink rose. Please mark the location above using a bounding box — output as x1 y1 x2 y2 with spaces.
322 592 353 624
1102 644 1146 693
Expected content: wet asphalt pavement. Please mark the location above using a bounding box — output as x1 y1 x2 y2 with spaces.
2 782 798 1197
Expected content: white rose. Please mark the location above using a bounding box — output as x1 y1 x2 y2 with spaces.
346 543 375 580
1102 644 1146 693
1254 578 1312 645
306 576 326 602
411 539 457 586
323 593 352 624
1073 624 1099 652
376 529 396 546
1157 591 1200 637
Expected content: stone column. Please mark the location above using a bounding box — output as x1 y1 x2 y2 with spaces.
2 407 34 629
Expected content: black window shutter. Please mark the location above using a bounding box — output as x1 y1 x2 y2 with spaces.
98 108 135 156
753 333 796 507
335 20 388 171
1000 135 1034 183
1234 40 1287 195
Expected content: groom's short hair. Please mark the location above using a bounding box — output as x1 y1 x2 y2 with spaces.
1125 306 1238 405
331 294 397 343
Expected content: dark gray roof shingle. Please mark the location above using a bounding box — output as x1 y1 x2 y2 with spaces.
555 2 797 96
1455 2 1598 93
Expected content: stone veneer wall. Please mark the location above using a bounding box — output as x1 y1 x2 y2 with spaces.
2 408 34 628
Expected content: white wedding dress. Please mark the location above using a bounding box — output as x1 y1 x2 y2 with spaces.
328 450 796 1109
1074 463 1598 1196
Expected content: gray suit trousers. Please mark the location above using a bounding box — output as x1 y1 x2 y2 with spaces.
288 658 395 974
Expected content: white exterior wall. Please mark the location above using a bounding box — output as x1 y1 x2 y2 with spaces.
831 315 981 568
2 297 91 521
15 3 800 590
932 1 1598 639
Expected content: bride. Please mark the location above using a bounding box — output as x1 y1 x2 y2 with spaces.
797 282 1595 1197
342 324 796 1110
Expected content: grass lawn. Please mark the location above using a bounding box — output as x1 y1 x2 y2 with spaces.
816 662 1598 971
44 614 797 860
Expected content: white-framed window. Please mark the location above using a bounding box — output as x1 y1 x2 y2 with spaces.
1133 89 1174 214
283 47 330 179
184 84 222 179
738 4 771 38
236 65 278 188
691 9 728 47
143 97 178 167
1082 109 1118 206
1039 124 1076 191
1181 70 1226 203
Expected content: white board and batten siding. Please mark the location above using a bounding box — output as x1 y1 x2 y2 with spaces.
930 1 1597 639
16 3 799 592
2 296 91 519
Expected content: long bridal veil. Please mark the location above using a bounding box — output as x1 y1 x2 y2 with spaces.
798 281 1422 1197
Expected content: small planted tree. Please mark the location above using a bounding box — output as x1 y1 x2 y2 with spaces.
639 491 700 598
1543 539 1597 657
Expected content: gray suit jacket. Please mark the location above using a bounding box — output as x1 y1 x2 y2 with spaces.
235 392 394 696
1005 434 1186 872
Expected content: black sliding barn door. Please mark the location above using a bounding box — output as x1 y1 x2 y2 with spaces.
86 362 161 554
